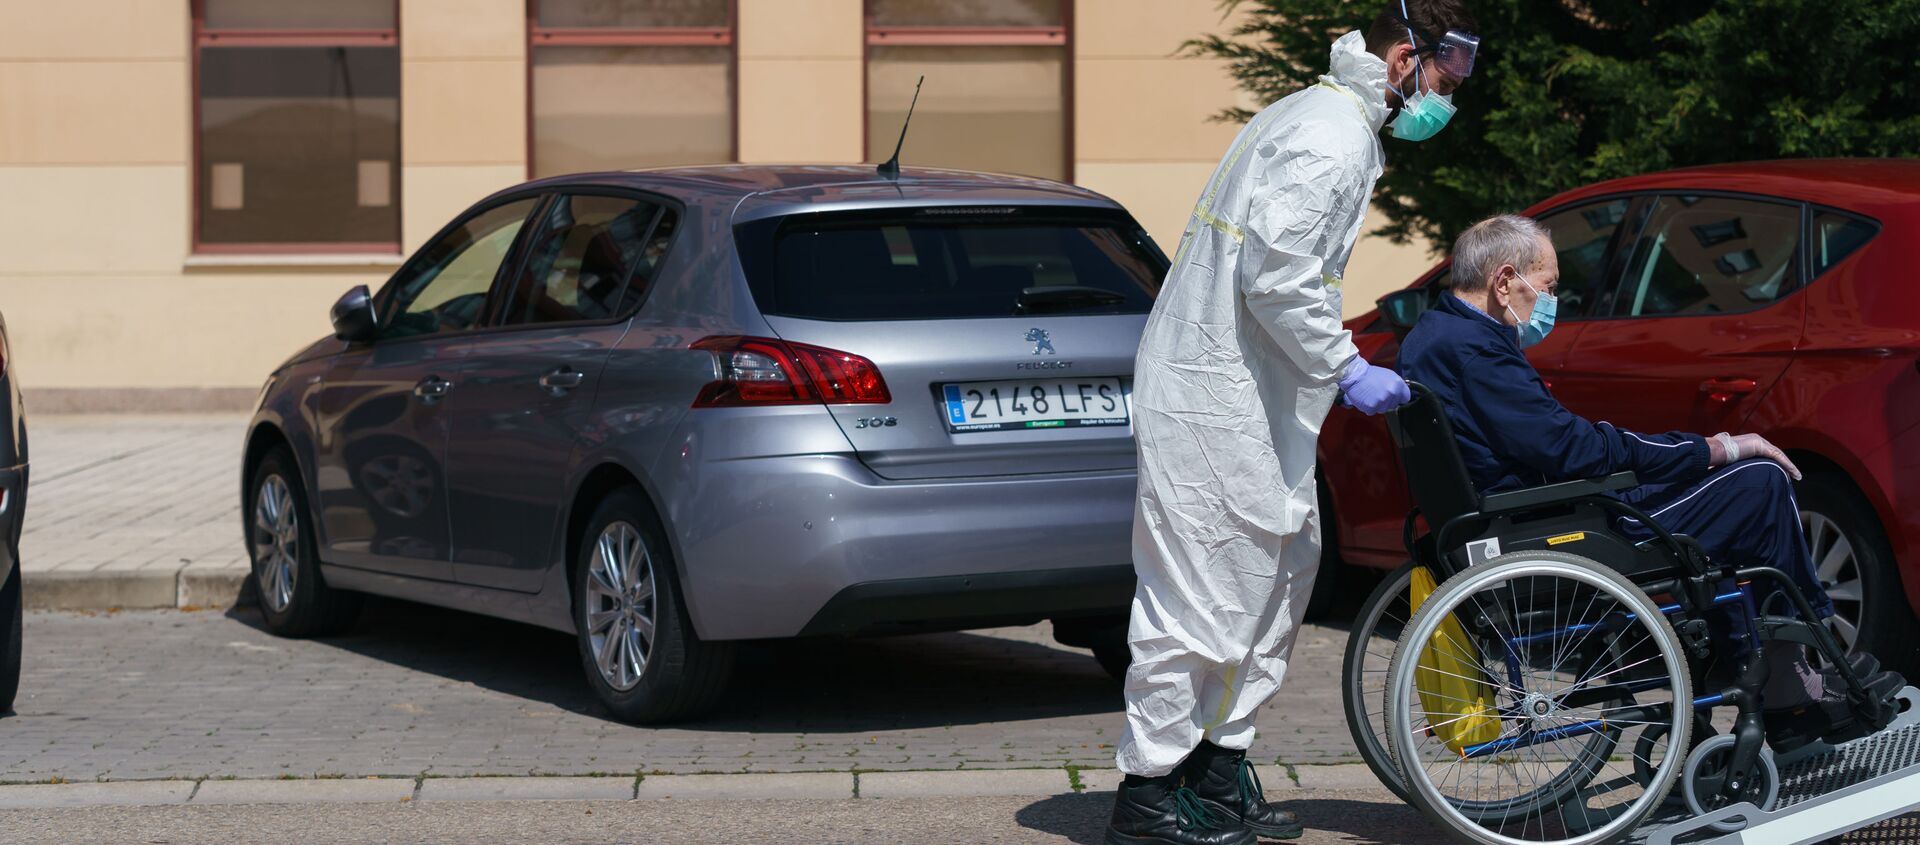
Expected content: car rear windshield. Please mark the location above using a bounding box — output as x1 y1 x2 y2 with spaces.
735 207 1166 321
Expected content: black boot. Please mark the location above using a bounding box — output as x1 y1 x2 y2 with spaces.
1178 743 1304 841
1105 772 1256 845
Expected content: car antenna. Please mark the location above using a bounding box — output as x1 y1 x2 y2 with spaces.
876 76 924 181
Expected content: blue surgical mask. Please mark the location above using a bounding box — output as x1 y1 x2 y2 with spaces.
1389 86 1456 142
1506 273 1557 348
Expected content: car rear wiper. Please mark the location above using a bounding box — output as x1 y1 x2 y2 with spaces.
1015 286 1129 315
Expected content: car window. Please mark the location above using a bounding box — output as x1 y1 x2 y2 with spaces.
1534 199 1629 320
1812 210 1878 276
382 198 540 340
1612 195 1802 318
737 208 1163 322
497 194 667 326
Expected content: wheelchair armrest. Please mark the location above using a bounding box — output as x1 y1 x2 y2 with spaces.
1480 471 1638 514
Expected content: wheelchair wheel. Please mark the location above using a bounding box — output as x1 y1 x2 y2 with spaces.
1680 735 1778 832
1342 561 1416 803
1387 551 1692 845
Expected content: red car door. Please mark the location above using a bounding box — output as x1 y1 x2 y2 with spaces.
1552 194 1805 436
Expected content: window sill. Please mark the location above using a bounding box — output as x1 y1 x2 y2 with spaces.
183 253 404 272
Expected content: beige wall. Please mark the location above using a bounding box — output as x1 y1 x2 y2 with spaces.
0 0 1434 405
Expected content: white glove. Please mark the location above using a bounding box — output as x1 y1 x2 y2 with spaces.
1713 432 1802 481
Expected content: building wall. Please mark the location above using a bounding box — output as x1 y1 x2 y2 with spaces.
0 0 1435 410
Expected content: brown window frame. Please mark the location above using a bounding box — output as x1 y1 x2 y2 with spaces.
524 0 741 179
189 0 403 255
861 0 1074 182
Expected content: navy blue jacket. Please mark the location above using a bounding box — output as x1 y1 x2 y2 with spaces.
1397 292 1712 494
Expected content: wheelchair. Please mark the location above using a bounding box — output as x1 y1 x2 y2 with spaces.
1338 384 1911 845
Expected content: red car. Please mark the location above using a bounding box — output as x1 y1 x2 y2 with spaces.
1319 159 1920 669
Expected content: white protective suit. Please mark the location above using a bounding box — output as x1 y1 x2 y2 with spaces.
1118 31 1391 776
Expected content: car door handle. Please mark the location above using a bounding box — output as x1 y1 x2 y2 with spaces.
539 367 585 395
413 376 453 402
1700 377 1758 403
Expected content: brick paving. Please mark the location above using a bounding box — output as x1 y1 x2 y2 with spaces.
1 603 1359 782
18 414 251 607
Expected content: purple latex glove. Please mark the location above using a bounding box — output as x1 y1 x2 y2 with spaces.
1338 357 1412 415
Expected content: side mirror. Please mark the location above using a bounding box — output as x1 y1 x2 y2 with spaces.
1376 287 1437 341
330 285 379 343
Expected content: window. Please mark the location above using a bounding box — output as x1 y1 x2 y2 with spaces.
865 0 1070 181
1812 211 1879 276
381 199 541 340
528 0 735 177
1533 198 1630 321
736 209 1164 322
497 195 677 325
1612 196 1802 317
192 0 400 252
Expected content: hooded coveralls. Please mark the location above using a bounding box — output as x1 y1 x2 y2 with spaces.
1118 31 1391 776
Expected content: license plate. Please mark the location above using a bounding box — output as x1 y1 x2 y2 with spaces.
941 378 1129 433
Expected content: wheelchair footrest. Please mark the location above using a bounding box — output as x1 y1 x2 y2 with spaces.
1644 686 1920 845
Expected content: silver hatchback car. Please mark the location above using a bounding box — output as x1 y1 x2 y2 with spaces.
243 165 1164 721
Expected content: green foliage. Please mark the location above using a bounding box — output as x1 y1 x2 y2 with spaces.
1184 0 1920 251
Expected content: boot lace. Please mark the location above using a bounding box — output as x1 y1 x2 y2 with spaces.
1235 758 1265 806
1172 786 1228 830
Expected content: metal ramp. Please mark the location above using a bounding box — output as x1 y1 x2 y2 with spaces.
1647 688 1920 845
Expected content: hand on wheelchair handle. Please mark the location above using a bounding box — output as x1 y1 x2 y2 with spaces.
1712 431 1803 481
1337 358 1413 415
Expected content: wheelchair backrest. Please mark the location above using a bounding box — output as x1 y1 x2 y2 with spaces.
1385 382 1483 537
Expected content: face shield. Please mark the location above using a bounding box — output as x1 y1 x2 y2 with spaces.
1394 0 1480 83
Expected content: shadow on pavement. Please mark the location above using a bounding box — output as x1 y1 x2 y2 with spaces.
225 595 1121 732
1014 793 1430 845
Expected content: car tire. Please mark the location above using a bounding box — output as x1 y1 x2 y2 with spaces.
1797 470 1920 677
573 487 732 724
247 446 362 637
0 561 20 712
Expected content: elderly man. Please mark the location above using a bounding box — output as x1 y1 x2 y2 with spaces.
1398 214 1904 752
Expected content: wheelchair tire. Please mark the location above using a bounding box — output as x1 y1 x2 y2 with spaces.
1342 561 1416 803
1680 735 1778 832
1387 550 1692 845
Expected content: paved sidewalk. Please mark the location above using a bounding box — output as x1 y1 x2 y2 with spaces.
19 414 251 610
3 606 1359 781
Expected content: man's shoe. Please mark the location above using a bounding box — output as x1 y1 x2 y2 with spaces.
1105 773 1257 845
1765 656 1906 754
1178 743 1305 840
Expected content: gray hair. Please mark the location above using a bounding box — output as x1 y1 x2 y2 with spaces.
1451 215 1550 293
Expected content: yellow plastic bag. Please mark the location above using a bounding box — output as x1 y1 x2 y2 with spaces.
1409 565 1503 752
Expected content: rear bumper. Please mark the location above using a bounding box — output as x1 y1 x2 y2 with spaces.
797 565 1135 637
666 454 1136 640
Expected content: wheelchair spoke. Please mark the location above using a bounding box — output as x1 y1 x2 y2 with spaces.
1391 555 1689 845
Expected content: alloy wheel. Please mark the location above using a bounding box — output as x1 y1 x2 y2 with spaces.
1802 509 1864 653
252 474 299 613
585 521 656 692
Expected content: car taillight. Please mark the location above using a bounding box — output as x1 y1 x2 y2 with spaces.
690 336 891 407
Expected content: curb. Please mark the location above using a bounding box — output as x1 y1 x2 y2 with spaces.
21 568 249 611
0 766 1384 810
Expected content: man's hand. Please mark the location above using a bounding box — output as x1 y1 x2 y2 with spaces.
1339 357 1412 416
1712 432 1803 481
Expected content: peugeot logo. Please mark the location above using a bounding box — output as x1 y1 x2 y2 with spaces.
1026 328 1056 356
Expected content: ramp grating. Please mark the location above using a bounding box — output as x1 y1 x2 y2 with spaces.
1777 724 1920 808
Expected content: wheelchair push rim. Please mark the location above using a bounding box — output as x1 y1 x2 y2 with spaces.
1387 552 1693 845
